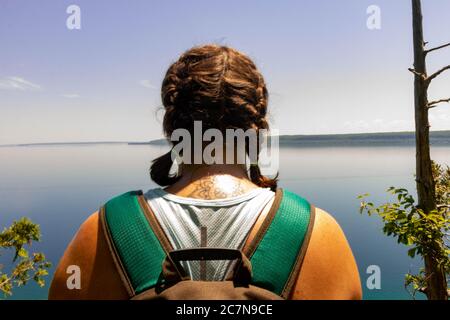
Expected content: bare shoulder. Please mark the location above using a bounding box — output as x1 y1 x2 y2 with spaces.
48 211 129 300
291 207 362 300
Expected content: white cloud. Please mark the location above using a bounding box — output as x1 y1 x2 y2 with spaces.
343 118 413 133
0 76 41 91
343 120 370 131
429 108 450 131
138 80 156 89
342 110 450 134
429 108 450 122
61 93 80 99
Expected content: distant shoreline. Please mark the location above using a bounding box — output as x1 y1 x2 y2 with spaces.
0 141 131 147
1 130 449 148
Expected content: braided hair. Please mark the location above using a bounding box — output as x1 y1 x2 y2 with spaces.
151 45 277 190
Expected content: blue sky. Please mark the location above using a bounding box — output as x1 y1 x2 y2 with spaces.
1 0 449 144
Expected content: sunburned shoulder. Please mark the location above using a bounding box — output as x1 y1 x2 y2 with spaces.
48 211 129 300
291 207 363 300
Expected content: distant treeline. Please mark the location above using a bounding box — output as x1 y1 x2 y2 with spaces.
278 130 450 147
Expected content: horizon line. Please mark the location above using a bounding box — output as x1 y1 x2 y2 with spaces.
1 129 449 147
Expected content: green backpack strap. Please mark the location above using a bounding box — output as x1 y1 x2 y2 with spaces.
100 190 171 296
249 188 316 299
101 188 314 299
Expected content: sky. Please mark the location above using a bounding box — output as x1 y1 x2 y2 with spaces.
1 0 450 144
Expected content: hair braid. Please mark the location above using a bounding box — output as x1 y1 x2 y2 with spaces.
151 44 278 190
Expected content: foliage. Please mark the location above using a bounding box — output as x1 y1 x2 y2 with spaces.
0 217 52 298
358 161 449 299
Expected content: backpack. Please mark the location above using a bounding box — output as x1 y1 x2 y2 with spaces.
99 188 316 300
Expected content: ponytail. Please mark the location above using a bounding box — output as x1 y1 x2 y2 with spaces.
150 150 181 186
249 164 278 192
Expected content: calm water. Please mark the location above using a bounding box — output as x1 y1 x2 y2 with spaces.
1 144 449 300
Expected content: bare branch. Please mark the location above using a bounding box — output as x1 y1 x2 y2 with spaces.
426 65 450 83
428 98 450 109
425 42 450 55
408 68 427 80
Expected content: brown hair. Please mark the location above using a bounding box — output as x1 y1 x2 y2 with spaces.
150 44 278 190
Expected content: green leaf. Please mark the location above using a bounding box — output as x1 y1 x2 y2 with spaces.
17 248 28 259
0 217 51 299
408 247 417 258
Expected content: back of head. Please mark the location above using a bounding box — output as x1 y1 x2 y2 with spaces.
151 44 277 190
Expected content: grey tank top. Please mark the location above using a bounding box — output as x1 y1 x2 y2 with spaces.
144 187 275 281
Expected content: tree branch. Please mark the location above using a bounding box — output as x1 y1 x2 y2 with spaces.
425 42 450 55
428 98 450 109
408 68 427 80
426 65 450 83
